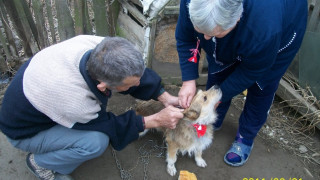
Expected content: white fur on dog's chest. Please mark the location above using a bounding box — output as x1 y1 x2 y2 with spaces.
197 134 213 148
179 130 213 156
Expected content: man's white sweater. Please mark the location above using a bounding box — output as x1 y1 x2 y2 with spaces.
23 35 104 128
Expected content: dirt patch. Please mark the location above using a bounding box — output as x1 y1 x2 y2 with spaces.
153 19 207 74
154 23 179 64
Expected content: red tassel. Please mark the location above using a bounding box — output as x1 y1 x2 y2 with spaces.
188 38 200 64
188 56 197 63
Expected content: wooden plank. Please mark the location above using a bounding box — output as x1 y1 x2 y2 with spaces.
55 0 75 41
74 0 86 35
117 11 144 52
164 5 180 15
74 0 93 35
0 1 18 58
84 0 93 34
276 79 320 130
144 19 157 68
143 26 151 66
10 0 39 55
2 0 33 56
130 0 143 8
0 53 8 74
118 0 147 26
107 0 120 36
308 0 320 32
118 11 144 41
32 0 48 49
0 19 12 61
20 0 40 46
45 0 57 44
92 0 109 36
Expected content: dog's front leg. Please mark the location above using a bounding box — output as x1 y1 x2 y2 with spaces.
166 141 179 176
195 149 207 167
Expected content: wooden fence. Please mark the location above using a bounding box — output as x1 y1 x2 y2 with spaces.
0 0 319 86
0 0 119 76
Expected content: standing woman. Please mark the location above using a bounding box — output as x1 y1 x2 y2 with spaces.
176 0 307 166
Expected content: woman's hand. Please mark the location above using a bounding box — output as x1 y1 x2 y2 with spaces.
178 80 196 109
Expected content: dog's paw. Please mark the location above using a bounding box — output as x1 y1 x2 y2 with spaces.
167 164 177 176
195 158 207 167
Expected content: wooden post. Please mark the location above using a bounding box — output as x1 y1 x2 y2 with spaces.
74 0 86 35
20 0 40 46
0 1 18 59
0 54 8 75
107 0 120 36
83 1 93 34
45 0 57 44
32 0 49 49
92 0 109 36
117 0 147 26
145 19 157 68
0 21 12 61
3 0 39 56
55 0 75 41
74 0 93 35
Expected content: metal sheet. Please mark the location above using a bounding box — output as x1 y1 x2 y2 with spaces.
299 31 320 98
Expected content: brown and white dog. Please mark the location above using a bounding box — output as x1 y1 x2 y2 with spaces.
136 86 222 176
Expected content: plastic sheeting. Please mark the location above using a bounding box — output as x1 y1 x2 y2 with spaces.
140 0 171 19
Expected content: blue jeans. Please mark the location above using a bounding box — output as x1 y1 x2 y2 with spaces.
8 125 109 174
207 65 278 141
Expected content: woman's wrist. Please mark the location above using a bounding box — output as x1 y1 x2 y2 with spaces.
158 91 169 104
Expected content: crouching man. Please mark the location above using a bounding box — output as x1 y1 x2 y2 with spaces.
0 35 183 180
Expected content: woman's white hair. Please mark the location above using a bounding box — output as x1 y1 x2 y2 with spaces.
188 0 243 34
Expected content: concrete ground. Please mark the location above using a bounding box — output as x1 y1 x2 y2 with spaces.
0 85 318 180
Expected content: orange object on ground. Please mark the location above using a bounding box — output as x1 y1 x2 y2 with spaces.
178 170 197 180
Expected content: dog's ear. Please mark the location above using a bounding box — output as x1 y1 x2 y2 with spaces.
183 101 201 120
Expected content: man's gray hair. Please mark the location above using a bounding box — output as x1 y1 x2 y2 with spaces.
87 36 145 87
188 0 243 34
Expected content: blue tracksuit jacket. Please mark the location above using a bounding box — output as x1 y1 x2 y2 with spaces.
176 0 308 102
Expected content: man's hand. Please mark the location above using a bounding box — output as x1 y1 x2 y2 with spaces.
144 106 184 129
158 91 179 107
178 80 196 109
